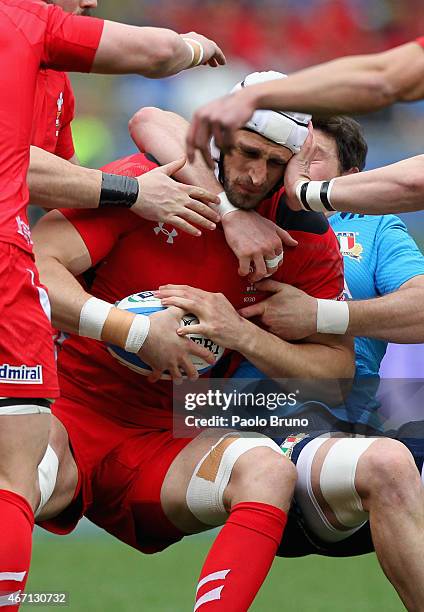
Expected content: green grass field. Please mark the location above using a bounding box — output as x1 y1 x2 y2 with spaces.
24 523 404 612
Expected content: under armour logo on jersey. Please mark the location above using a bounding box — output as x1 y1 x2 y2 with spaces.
154 223 178 244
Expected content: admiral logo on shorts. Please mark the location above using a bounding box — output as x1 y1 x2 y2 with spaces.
0 364 43 384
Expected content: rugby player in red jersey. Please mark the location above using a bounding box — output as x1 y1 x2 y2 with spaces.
0 1 226 606
31 96 353 610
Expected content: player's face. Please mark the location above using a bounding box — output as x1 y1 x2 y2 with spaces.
309 130 342 180
222 130 292 210
46 0 98 16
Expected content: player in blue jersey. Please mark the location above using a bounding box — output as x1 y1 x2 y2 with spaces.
239 115 424 430
236 115 424 609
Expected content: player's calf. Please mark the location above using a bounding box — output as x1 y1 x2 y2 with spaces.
162 431 294 611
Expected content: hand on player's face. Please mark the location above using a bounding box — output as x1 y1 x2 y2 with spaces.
133 158 220 236
284 122 316 211
221 210 297 282
155 285 247 352
238 280 317 341
138 307 215 384
187 89 257 167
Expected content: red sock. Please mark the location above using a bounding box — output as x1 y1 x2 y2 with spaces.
194 501 287 611
0 490 34 611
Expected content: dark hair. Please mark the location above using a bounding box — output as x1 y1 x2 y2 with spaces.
312 116 368 172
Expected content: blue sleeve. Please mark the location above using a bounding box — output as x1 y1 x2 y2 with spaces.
375 216 424 295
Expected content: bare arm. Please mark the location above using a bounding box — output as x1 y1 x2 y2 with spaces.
28 146 219 233
157 285 355 380
28 146 102 210
93 23 225 78
240 277 424 344
347 276 424 343
187 40 424 162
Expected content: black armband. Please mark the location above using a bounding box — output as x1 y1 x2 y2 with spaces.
99 173 139 208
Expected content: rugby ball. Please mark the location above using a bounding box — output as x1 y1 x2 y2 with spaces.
107 291 224 377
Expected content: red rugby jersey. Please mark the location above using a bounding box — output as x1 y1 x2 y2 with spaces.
416 36 424 47
57 152 344 429
32 69 76 160
0 0 103 253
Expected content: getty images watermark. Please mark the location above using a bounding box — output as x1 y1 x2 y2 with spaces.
183 388 308 430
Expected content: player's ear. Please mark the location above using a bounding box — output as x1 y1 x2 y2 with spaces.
342 166 360 176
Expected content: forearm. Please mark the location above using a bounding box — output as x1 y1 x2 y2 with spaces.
29 147 101 209
129 107 220 192
93 23 192 78
347 286 424 343
36 254 136 348
251 42 424 115
329 156 424 214
235 320 354 379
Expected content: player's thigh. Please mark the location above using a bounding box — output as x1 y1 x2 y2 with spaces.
295 435 379 543
0 402 51 504
161 429 290 534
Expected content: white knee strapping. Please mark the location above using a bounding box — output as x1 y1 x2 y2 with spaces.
295 436 377 543
186 432 283 526
35 445 59 519
320 437 377 528
0 404 51 415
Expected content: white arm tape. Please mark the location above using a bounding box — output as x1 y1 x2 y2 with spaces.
79 297 113 340
217 191 239 217
316 299 349 334
295 179 336 212
124 314 151 353
183 37 205 67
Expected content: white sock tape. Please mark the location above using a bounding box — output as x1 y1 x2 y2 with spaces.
316 299 349 334
124 314 151 353
79 297 113 340
217 191 239 217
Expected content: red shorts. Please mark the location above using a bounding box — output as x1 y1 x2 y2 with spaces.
0 243 59 398
40 395 191 553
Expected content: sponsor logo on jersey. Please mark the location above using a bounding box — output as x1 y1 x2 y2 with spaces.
154 223 178 244
280 433 309 459
56 92 64 137
335 231 363 260
0 364 43 384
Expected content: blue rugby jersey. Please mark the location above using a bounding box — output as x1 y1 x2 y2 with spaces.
233 213 424 425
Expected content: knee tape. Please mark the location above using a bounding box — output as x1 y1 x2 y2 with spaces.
35 444 59 519
319 437 377 528
186 432 283 526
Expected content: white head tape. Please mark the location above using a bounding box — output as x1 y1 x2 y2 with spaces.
232 71 311 153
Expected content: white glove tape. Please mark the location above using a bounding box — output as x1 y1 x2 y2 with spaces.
217 191 239 217
124 314 151 353
316 299 349 335
79 297 113 340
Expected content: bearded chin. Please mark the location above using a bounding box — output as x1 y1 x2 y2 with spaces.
81 8 92 15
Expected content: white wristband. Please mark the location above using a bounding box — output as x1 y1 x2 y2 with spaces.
124 314 151 353
218 191 239 217
316 299 349 335
296 179 336 212
79 297 113 340
184 40 195 66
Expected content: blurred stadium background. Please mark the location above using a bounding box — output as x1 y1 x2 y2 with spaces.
29 0 423 609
